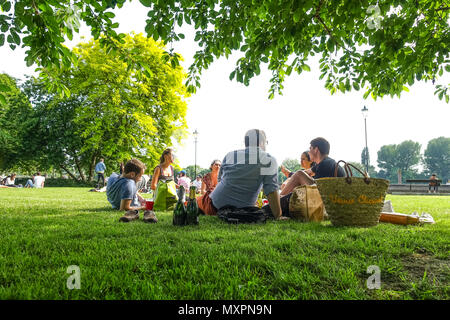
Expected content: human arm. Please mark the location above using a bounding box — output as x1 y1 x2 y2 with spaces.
266 191 288 220
201 180 207 195
136 193 146 205
280 165 291 178
119 199 146 211
150 167 160 191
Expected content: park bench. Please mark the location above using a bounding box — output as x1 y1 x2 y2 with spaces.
405 179 442 191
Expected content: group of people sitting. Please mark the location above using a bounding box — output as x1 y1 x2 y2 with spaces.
0 172 45 188
106 129 345 223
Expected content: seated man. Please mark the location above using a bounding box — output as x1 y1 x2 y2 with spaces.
202 129 287 221
33 172 45 188
24 174 36 188
264 137 345 217
106 159 157 223
428 174 439 193
192 175 202 192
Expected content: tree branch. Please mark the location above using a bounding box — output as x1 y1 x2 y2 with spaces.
60 164 78 181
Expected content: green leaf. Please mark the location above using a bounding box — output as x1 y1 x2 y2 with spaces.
301 64 311 72
293 9 301 23
139 0 152 7
363 90 371 99
1 1 11 11
0 34 4 46
0 83 9 92
326 39 335 52
0 93 5 104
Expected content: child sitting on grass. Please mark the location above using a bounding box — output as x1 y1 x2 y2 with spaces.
106 158 157 223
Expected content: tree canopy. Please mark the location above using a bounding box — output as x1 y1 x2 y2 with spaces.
377 140 422 182
0 73 33 170
1 34 189 180
1 0 449 102
423 136 450 182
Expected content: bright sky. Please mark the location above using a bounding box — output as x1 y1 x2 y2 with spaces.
1 1 449 171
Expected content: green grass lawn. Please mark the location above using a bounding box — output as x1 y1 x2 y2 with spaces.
0 188 448 300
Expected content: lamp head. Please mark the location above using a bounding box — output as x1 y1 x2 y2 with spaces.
361 106 369 119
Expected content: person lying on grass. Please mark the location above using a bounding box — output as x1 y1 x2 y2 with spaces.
204 129 288 221
106 158 157 223
263 137 345 217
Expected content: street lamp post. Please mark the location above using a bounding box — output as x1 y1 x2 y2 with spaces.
361 106 369 173
193 129 199 178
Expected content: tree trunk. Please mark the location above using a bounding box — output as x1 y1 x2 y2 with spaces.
88 153 98 182
60 165 79 181
73 154 86 182
397 169 402 184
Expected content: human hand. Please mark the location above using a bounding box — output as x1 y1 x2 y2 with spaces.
280 165 290 177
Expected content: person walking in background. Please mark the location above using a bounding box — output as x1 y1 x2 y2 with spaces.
95 158 107 189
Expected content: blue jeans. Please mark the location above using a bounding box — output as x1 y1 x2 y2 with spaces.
24 179 34 188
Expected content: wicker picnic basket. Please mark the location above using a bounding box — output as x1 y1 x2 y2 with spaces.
315 161 390 227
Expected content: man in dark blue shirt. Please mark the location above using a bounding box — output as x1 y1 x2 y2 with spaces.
280 137 345 196
264 137 345 217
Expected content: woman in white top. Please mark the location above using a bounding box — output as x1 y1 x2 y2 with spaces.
6 174 22 187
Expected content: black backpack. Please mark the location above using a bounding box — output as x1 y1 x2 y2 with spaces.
217 206 271 224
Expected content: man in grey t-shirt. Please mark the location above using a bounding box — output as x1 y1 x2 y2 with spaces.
207 129 286 220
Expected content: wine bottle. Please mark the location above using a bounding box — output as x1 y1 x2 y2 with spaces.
173 186 187 226
186 186 199 225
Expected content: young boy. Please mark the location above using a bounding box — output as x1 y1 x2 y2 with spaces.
106 159 158 223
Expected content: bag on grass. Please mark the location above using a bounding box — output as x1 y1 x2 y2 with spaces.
153 179 178 211
289 185 326 222
217 206 271 224
316 160 389 227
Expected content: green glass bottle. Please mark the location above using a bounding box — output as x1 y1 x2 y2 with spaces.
186 186 199 225
173 186 187 226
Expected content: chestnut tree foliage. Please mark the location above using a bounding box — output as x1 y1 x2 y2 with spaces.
0 0 449 101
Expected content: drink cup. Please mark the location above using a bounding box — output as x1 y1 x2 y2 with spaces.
145 200 154 211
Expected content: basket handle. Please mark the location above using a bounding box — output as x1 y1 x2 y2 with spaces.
334 160 371 185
